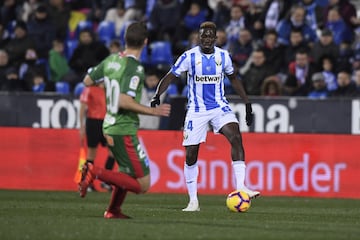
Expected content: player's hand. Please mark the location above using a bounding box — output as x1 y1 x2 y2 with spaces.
153 103 171 117
150 94 160 108
245 103 254 126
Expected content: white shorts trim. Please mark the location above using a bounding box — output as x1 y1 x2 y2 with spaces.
182 107 238 146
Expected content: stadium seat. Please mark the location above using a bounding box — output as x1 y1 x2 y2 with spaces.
55 81 70 94
65 39 78 60
74 20 93 38
73 82 85 97
97 21 116 47
149 41 173 67
167 83 178 96
140 45 149 66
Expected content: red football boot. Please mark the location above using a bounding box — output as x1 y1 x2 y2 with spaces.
79 163 95 198
104 210 131 219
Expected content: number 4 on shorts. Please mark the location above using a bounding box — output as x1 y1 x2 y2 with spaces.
187 120 193 131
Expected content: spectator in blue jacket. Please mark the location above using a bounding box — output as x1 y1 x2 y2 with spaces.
276 5 317 47
325 6 353 46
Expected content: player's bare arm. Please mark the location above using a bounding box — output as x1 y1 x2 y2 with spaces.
227 72 254 126
83 74 94 86
119 93 171 117
227 73 250 104
151 72 178 107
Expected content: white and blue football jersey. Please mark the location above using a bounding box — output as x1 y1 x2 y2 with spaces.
171 46 234 112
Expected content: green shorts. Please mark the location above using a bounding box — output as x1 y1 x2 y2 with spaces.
105 134 150 178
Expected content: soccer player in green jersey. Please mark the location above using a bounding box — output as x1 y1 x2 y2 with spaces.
79 22 171 219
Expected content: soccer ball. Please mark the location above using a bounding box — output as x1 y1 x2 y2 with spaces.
226 190 251 212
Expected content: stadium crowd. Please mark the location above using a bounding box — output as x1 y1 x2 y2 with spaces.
1 0 360 98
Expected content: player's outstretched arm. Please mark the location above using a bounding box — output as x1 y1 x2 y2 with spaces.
151 72 177 107
83 74 104 87
119 94 171 117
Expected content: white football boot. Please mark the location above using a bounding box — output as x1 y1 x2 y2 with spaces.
182 200 200 212
239 186 260 199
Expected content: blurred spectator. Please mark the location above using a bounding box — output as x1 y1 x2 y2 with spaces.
215 28 229 49
0 0 18 27
1 67 25 91
69 28 109 90
187 31 199 49
27 4 56 59
260 75 282 96
0 23 10 49
176 2 207 44
350 49 360 72
241 48 275 95
283 28 310 71
104 0 128 37
0 49 11 89
283 48 317 96
18 47 49 91
175 30 199 55
86 0 117 24
228 28 254 72
139 69 166 129
336 41 353 73
244 1 264 42
311 28 339 70
299 0 325 31
353 69 360 93
323 0 357 29
225 5 248 43
209 0 231 29
48 38 77 83
276 5 317 47
5 20 35 67
30 73 55 93
148 0 181 43
258 29 285 74
108 39 122 54
256 0 291 32
329 70 358 97
308 72 329 99
325 6 353 46
320 55 338 91
19 0 42 22
47 0 72 40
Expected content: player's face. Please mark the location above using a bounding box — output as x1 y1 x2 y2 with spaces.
199 28 216 54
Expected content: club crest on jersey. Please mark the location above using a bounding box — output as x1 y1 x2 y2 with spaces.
195 74 221 84
215 60 222 66
129 76 140 90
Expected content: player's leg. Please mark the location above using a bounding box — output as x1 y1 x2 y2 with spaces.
182 112 209 211
100 132 115 191
84 118 100 192
211 107 260 199
104 187 129 219
79 134 144 198
182 145 201 211
219 121 260 199
104 174 150 219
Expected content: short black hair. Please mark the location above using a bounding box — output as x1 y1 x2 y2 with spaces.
125 21 148 48
199 21 217 32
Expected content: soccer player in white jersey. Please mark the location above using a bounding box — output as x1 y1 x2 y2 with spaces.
151 21 260 211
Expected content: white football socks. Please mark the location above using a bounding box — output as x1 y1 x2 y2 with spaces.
184 163 199 202
232 160 246 190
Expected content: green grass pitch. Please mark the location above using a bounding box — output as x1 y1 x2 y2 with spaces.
0 190 359 240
